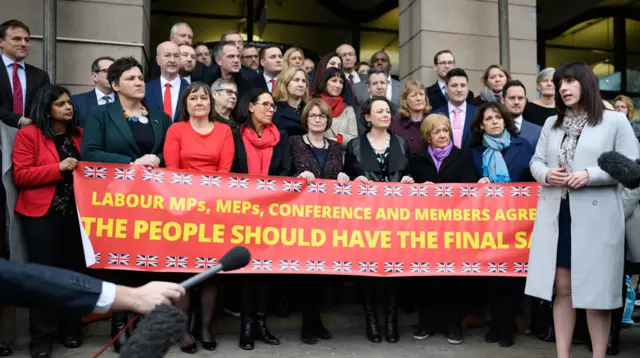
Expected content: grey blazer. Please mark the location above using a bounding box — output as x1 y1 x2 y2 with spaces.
0 122 24 263
352 78 402 107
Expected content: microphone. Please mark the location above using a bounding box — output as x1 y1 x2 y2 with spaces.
180 246 251 289
597 151 640 189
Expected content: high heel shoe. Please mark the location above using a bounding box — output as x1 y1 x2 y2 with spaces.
201 338 217 351
110 312 130 353
363 304 382 343
180 335 198 354
254 312 280 345
239 315 254 350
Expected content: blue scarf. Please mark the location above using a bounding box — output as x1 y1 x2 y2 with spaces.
482 131 511 183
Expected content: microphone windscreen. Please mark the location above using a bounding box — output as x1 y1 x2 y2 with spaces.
119 304 187 358
598 151 640 189
219 246 251 272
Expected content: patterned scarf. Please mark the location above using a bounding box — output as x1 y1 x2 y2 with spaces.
482 130 512 183
558 110 588 198
479 86 502 103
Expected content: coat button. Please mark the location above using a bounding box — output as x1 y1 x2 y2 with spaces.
593 200 598 205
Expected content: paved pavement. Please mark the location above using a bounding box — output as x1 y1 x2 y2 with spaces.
6 327 640 357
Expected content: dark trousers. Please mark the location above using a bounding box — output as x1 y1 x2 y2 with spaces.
361 277 397 312
488 277 525 334
241 276 269 317
417 277 467 333
19 211 85 351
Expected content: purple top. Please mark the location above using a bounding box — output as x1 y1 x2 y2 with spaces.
390 115 426 155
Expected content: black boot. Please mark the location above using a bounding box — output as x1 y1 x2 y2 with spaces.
385 304 399 343
533 299 555 342
607 307 623 356
363 304 382 343
110 312 129 353
301 314 317 345
238 315 254 350
254 313 280 345
312 314 332 340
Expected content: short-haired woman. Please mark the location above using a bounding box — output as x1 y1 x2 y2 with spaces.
312 67 358 147
13 85 84 357
523 67 557 126
272 66 309 136
470 65 511 107
525 62 639 358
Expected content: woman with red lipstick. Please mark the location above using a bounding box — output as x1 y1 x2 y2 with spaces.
13 84 85 357
525 62 639 358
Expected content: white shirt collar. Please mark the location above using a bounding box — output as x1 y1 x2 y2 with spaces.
160 75 181 88
448 101 467 115
95 88 114 102
183 75 191 84
514 115 523 130
1 53 25 68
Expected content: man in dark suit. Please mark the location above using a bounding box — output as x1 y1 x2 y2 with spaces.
426 50 474 110
432 68 477 149
145 41 189 123
0 19 50 128
178 44 214 85
352 50 401 107
502 79 542 148
337 44 367 88
71 56 115 127
211 41 267 103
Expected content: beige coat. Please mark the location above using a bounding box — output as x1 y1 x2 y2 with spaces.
524 111 638 309
324 106 358 148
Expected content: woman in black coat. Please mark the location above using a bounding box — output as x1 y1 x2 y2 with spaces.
344 96 413 344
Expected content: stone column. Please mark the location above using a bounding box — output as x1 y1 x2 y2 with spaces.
0 0 151 94
399 0 538 99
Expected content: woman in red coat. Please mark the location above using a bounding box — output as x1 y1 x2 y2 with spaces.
163 81 235 354
13 84 84 357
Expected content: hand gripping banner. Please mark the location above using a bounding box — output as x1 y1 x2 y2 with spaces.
74 163 538 277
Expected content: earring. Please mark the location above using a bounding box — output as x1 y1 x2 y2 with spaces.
365 121 372 129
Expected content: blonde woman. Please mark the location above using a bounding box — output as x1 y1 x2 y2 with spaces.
282 47 305 73
614 95 635 120
272 66 309 136
470 64 511 107
391 80 432 155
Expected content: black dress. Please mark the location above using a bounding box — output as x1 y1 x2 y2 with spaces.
523 102 557 127
556 196 572 268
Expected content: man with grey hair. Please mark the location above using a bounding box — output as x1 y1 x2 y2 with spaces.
336 44 366 87
169 22 193 46
211 78 239 128
210 41 266 104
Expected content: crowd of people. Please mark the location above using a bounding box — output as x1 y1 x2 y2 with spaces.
1 17 640 358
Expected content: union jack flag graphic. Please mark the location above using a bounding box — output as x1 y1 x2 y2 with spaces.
171 173 193 185
485 187 505 197
436 262 455 273
282 180 302 192
510 186 531 197
84 166 107 179
165 256 188 268
308 183 327 193
200 175 222 187
358 185 378 196
279 260 300 271
333 183 352 195
142 170 164 183
383 186 403 197
358 261 378 273
410 262 430 273
488 262 508 273
460 187 479 197
305 260 327 272
537 186 542 196
94 252 101 263
434 185 454 197
107 253 129 265
114 168 135 180
136 255 158 267
256 179 277 191
195 257 217 269
461 262 481 273
409 185 429 197
251 259 272 271
332 261 352 273
514 262 529 273
228 177 250 189
384 262 404 273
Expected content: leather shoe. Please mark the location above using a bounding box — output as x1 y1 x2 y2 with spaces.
180 342 198 354
61 335 82 349
0 344 11 357
30 351 49 358
202 339 217 351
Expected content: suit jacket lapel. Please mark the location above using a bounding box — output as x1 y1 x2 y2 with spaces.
175 80 188 121
0 64 10 104
108 102 141 156
462 107 475 146
149 110 163 153
151 80 163 116
25 65 36 110
87 90 98 107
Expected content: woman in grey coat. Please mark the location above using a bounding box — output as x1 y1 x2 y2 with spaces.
524 62 639 358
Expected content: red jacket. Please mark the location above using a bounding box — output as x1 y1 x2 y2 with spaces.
13 125 83 217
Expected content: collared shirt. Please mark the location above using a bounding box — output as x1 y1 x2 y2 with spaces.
183 75 191 84
344 70 362 85
514 114 523 131
438 80 447 96
160 75 181 118
264 73 278 92
94 282 117 313
390 115 426 155
2 54 26 111
448 101 467 120
94 88 115 105
386 75 393 101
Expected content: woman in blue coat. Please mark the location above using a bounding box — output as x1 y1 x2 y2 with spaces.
467 101 534 347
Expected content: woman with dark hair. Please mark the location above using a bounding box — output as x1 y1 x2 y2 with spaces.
163 81 234 353
312 67 358 147
469 65 511 107
81 56 172 352
310 52 343 93
345 96 413 344
12 84 84 357
525 62 639 358
232 88 291 351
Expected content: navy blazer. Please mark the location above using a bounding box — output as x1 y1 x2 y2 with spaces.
433 103 477 149
519 118 542 150
470 135 534 182
426 81 474 112
71 90 99 127
144 78 189 122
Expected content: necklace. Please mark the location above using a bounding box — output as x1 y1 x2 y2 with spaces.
305 135 327 149
367 133 390 152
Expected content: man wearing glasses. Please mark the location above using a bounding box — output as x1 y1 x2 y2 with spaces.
71 56 115 127
212 78 240 128
426 50 474 110
241 45 260 72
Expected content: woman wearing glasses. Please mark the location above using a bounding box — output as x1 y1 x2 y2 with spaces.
231 88 292 350
273 66 310 136
211 78 240 129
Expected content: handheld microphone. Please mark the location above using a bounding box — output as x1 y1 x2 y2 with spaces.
598 151 640 189
180 246 251 289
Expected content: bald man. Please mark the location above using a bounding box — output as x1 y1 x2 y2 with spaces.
337 44 367 86
145 41 190 122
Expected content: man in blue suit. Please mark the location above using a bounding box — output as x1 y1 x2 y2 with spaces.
502 80 542 149
432 68 477 149
145 41 188 122
71 56 115 127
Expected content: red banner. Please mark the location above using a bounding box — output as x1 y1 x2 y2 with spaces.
74 163 538 277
